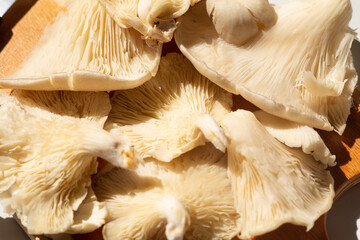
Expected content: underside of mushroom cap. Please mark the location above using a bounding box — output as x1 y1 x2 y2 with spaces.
105 53 232 162
11 90 111 125
0 91 140 234
254 110 336 166
66 188 107 234
0 0 161 91
0 95 101 234
93 144 241 240
175 0 357 133
221 110 334 239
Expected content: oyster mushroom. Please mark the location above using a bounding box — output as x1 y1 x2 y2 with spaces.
105 53 231 162
0 90 140 234
221 110 334 239
93 144 241 240
98 0 200 42
254 110 336 166
0 0 161 91
206 0 276 45
175 0 357 133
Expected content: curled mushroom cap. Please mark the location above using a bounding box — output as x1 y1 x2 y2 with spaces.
221 110 334 239
98 0 199 42
93 144 241 240
0 91 140 234
0 0 161 91
254 110 336 167
206 0 276 45
105 53 232 162
175 0 357 133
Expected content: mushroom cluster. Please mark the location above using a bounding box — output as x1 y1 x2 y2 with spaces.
0 0 357 239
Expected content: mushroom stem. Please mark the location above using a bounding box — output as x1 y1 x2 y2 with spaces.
157 196 191 240
195 114 228 152
82 126 141 169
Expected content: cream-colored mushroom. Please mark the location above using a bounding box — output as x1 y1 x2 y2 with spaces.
254 110 336 166
175 0 357 134
206 0 276 45
93 144 241 240
0 90 140 234
221 110 334 239
0 0 161 91
105 53 231 162
98 0 200 42
67 189 107 234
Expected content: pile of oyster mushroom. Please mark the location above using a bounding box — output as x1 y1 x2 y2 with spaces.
0 0 357 239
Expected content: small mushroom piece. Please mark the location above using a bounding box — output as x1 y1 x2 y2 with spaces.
105 53 232 162
206 0 276 45
93 144 241 240
0 91 140 235
175 0 357 133
221 110 334 239
254 110 336 166
0 0 161 91
67 189 107 234
98 0 199 42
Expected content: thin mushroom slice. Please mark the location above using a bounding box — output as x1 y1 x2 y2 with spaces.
98 0 199 42
175 0 357 133
93 144 241 240
105 53 232 162
0 0 161 91
221 110 334 239
254 110 336 167
206 0 276 45
0 91 140 235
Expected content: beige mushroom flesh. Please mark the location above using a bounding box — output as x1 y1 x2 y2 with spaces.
93 144 241 240
105 53 232 162
0 0 161 91
0 91 140 235
175 0 357 134
221 110 334 239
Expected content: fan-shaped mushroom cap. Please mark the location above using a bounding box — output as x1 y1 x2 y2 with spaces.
206 0 276 45
105 53 232 162
254 110 336 166
0 91 140 234
93 144 241 240
175 0 357 133
0 0 161 91
98 0 199 42
221 110 334 239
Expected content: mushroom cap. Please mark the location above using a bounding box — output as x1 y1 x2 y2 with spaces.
221 110 334 239
98 0 197 42
67 188 107 234
254 110 336 166
175 0 357 133
0 91 139 234
105 53 232 162
0 0 161 91
11 90 110 125
206 0 276 45
93 144 241 240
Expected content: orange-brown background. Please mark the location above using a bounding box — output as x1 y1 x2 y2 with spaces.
0 1 359 239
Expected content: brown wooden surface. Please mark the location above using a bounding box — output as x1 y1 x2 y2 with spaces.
0 1 359 240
